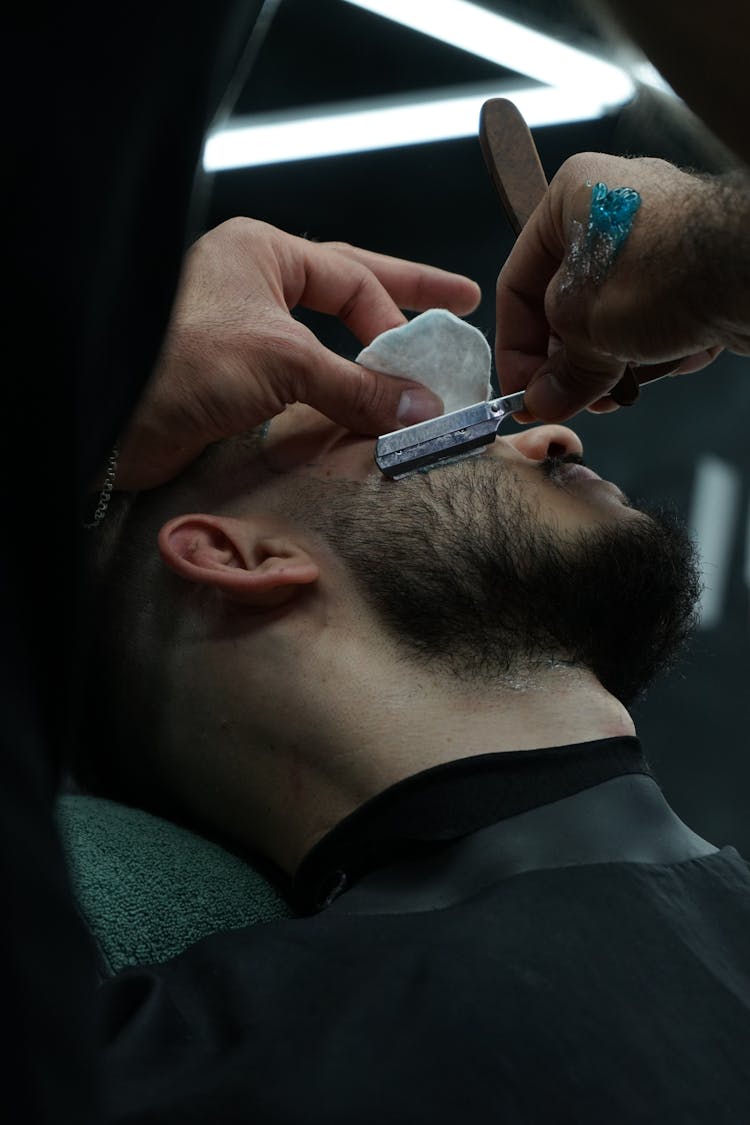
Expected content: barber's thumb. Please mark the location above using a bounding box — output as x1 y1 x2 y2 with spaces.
301 349 444 433
522 347 622 423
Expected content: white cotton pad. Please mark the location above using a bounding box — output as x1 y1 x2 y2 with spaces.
355 308 492 415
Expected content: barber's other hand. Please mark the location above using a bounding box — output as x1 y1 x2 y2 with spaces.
496 153 750 423
117 218 481 488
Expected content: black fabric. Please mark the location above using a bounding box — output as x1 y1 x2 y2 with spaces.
294 735 653 911
97 740 750 1124
4 5 272 1121
324 774 719 915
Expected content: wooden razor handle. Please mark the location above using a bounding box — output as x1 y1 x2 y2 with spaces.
479 97 640 407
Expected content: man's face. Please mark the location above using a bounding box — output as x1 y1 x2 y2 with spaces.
259 404 701 706
263 402 640 534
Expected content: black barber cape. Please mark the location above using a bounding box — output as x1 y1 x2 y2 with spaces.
100 737 750 1123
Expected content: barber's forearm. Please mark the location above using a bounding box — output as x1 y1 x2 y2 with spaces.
693 170 750 351
595 0 750 165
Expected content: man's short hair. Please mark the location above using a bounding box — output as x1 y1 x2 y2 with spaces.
74 427 270 819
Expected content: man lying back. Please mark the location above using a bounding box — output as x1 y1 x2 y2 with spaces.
78 406 750 1124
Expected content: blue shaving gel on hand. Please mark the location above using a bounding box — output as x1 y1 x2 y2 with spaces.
561 182 642 291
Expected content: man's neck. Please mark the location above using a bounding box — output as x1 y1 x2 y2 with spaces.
271 660 635 876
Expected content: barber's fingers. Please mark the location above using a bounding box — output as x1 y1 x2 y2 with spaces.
495 197 563 401
527 342 727 421
655 346 724 376
267 318 444 433
292 239 481 345
582 347 725 413
521 343 626 423
321 241 482 315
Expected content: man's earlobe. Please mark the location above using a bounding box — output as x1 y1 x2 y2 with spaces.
158 514 320 608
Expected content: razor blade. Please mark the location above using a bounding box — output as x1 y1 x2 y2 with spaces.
375 390 527 480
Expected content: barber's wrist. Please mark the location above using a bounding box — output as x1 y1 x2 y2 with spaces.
685 170 750 352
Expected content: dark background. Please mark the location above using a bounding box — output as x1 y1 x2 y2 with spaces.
204 0 749 850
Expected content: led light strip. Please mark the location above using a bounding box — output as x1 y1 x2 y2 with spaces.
204 81 631 171
203 0 641 171
341 0 630 92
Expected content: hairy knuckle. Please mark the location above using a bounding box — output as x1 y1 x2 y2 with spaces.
638 156 674 174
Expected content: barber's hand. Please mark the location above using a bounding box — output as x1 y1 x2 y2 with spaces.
116 218 481 488
496 153 749 423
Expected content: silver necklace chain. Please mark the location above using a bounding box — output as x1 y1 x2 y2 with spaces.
83 444 120 530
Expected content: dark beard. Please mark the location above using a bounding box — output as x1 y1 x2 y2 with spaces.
292 453 703 707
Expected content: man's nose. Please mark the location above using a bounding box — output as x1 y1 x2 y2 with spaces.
502 424 584 463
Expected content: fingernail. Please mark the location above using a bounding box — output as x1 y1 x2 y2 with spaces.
397 388 444 426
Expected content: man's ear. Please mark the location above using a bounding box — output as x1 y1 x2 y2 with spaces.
158 514 320 609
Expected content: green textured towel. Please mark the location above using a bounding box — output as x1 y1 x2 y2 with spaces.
56 795 294 975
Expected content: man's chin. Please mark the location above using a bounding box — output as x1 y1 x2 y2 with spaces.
573 501 703 706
